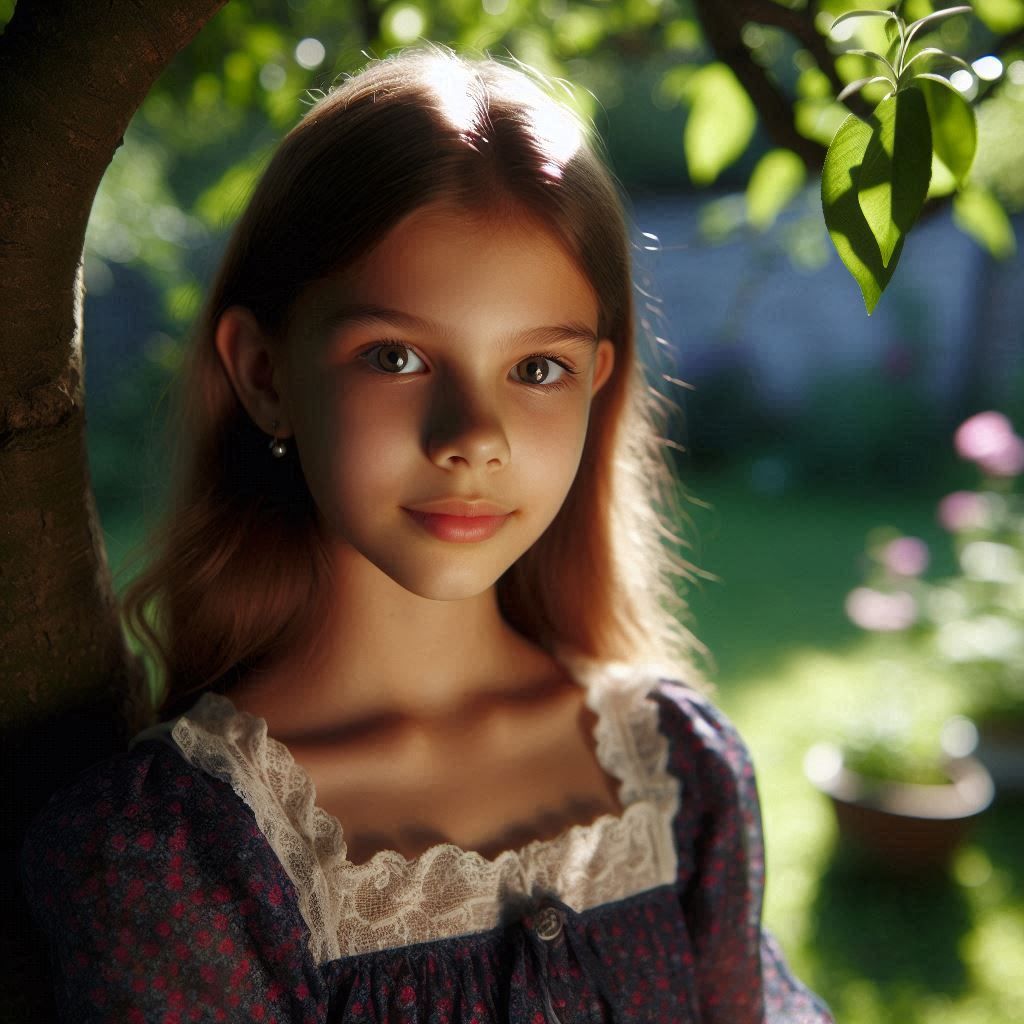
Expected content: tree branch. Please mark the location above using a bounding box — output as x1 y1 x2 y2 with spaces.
351 0 382 49
690 0 827 171
733 0 875 122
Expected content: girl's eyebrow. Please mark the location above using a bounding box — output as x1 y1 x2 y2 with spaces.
320 303 599 352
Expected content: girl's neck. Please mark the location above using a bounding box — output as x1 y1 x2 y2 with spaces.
225 546 569 741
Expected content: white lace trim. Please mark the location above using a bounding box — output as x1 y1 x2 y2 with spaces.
168 654 680 964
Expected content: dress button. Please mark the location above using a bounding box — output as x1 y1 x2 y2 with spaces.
533 905 564 942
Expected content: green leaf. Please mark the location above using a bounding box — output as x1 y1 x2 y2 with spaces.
838 76 895 103
683 63 757 185
795 97 850 146
797 66 832 100
857 87 932 267
973 0 1024 34
926 150 958 198
846 48 898 82
747 149 806 229
553 8 607 52
905 6 973 48
953 186 1017 258
915 74 976 187
831 10 900 33
901 47 974 78
822 113 905 314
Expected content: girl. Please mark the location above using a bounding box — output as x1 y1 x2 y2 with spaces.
23 45 833 1023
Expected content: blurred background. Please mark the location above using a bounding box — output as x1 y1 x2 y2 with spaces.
7 0 1022 1020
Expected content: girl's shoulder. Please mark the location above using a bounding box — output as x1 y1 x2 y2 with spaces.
556 653 756 795
649 677 754 772
23 728 231 846
564 655 759 823
20 727 284 916
21 732 328 1019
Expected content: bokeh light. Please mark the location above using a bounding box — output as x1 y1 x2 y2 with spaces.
259 62 287 91
972 55 1003 82
295 38 326 70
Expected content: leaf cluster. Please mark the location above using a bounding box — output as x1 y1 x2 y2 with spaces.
14 0 1019 329
822 4 981 312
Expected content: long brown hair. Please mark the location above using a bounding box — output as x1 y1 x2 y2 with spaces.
118 44 710 727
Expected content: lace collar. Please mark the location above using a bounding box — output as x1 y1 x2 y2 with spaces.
166 654 681 964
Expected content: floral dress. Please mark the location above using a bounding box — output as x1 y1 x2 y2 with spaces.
22 656 834 1023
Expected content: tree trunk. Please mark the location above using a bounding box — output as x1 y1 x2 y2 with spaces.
0 1 228 1017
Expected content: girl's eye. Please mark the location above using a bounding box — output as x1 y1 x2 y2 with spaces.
513 355 577 388
362 343 425 375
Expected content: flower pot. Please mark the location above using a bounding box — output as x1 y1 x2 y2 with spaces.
804 744 994 870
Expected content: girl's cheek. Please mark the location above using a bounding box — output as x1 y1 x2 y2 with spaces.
517 398 590 446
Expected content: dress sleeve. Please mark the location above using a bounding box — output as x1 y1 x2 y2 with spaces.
21 739 328 1024
655 682 834 1024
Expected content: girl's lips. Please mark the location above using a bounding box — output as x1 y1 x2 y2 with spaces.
405 498 513 517
403 509 512 542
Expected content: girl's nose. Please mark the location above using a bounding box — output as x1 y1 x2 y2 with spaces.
425 381 511 471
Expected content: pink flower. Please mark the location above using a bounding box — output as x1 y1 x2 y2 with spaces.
882 536 930 576
937 491 990 532
954 411 1015 463
978 433 1024 477
845 587 918 631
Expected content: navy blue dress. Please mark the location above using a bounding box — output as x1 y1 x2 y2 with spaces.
22 667 833 1023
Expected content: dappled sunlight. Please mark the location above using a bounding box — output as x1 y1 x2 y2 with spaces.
424 53 583 173
718 640 1024 1024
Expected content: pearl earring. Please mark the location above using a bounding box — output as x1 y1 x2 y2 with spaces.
268 419 288 459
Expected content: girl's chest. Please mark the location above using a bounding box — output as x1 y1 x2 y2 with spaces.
289 687 625 865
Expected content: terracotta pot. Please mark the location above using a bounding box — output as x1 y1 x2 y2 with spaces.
804 745 994 869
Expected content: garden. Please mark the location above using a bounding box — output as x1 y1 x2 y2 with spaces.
683 414 1024 1024
6 1 1024 1020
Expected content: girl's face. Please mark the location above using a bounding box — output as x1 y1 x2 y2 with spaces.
276 201 615 601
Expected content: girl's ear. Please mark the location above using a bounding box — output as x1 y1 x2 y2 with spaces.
214 306 292 438
591 339 615 397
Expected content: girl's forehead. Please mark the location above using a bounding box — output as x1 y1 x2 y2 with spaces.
318 201 592 300
379 200 557 253
287 203 599 346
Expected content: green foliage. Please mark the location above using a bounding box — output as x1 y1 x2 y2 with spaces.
954 183 1018 255
841 727 951 785
41 0 1018 335
821 3 980 312
822 114 905 313
918 74 977 185
682 63 758 186
747 148 807 229
857 87 933 267
973 0 1024 32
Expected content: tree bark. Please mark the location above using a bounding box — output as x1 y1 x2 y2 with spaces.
0 1 228 1017
0 0 228 727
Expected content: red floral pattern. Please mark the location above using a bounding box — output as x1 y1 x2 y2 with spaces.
23 680 833 1023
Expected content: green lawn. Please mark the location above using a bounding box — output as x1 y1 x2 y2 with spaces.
682 460 1024 1024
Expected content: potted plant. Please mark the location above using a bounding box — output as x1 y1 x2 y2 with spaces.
804 411 1024 865
805 712 994 870
841 411 1024 791
928 412 1024 789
